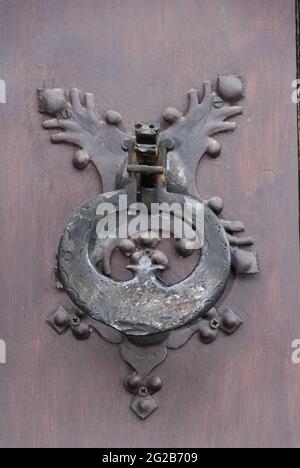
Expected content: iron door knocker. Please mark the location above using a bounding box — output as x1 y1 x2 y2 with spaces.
38 75 259 419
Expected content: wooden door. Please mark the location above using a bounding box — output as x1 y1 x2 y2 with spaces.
0 0 299 448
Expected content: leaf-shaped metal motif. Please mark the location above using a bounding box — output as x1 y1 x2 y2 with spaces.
38 87 128 193
161 77 244 196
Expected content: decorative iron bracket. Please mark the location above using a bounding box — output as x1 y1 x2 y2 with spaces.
39 75 258 419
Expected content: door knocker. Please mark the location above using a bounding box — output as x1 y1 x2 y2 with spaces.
38 75 258 419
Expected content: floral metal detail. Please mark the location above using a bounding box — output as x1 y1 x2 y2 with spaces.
166 307 244 349
47 306 122 344
121 340 166 419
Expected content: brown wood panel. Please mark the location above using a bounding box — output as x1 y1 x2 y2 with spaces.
0 0 299 448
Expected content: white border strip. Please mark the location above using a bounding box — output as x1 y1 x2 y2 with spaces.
0 339 6 364
0 79 6 104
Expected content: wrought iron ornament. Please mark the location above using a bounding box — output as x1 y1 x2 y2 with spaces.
39 75 258 420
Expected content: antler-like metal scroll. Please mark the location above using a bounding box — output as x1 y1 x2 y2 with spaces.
161 75 244 195
38 76 244 196
37 87 127 193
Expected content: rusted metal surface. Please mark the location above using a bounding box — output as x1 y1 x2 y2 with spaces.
58 198 231 335
39 78 258 419
38 85 257 334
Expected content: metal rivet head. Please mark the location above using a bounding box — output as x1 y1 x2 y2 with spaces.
210 318 220 330
71 316 80 327
138 386 149 397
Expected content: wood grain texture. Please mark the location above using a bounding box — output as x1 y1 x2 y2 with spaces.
0 0 299 448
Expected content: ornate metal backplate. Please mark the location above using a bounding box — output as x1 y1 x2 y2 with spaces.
38 75 259 419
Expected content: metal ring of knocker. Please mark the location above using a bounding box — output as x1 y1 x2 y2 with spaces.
57 125 231 336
